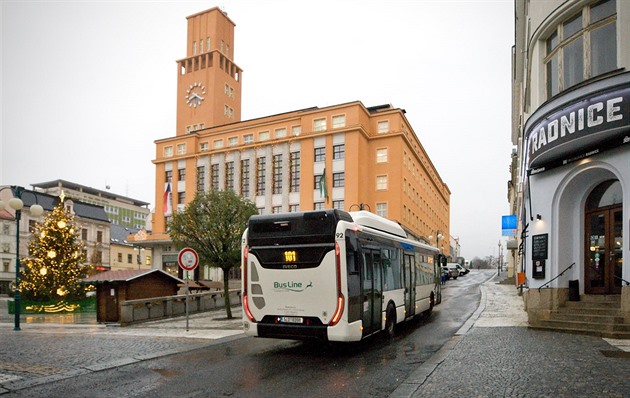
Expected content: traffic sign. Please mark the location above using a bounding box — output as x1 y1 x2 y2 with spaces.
178 247 199 271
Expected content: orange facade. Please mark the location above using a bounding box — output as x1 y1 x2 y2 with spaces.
152 7 450 251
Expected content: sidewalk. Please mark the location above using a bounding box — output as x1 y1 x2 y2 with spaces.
391 272 630 398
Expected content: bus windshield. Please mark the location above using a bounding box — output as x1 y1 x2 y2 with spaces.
247 210 353 246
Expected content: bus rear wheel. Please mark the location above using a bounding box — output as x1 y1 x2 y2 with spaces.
384 304 396 338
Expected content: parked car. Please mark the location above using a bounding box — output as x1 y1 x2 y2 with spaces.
454 263 469 276
445 263 459 279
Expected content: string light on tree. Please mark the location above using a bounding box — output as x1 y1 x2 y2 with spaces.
20 202 92 303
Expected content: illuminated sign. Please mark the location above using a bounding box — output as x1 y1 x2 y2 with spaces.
284 250 297 262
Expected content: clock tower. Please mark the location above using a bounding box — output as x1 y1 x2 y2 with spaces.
176 7 242 135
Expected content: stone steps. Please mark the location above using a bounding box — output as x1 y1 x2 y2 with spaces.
531 295 630 339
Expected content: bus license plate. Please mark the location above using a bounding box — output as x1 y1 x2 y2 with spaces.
279 316 303 324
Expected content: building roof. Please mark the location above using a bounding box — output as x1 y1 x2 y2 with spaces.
32 179 150 207
83 268 183 283
110 224 140 245
3 186 110 223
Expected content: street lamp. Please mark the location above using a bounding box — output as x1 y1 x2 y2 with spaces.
0 186 44 331
429 231 444 252
349 203 370 211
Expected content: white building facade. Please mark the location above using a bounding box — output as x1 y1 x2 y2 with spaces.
512 0 630 321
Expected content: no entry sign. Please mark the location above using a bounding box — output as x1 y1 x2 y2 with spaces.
178 247 199 271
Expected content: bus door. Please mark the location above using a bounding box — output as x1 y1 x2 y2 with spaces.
403 253 415 317
361 247 383 336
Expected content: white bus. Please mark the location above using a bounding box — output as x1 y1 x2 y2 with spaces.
242 209 443 342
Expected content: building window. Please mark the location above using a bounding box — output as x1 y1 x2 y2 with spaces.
290 151 300 193
313 118 326 132
256 157 266 196
226 162 235 191
127 254 133 264
82 229 88 240
224 83 234 97
289 204 299 212
164 146 173 158
376 175 388 190
178 168 186 181
332 172 344 188
272 206 282 214
332 115 346 129
228 137 238 146
214 139 224 149
333 144 345 160
376 203 388 218
378 120 389 133
200 142 208 151
259 131 270 141
314 175 322 190
176 144 186 155
545 0 617 98
333 200 344 210
314 202 325 210
97 231 103 243
273 154 283 194
211 164 219 191
292 126 301 136
197 166 206 192
314 147 325 162
224 105 234 118
165 170 173 183
178 191 185 204
241 159 250 197
275 128 286 138
376 148 388 163
3 259 9 273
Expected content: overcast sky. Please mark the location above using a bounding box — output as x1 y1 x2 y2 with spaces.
1 0 514 260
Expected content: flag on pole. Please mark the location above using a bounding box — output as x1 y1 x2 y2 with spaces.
319 168 328 202
163 183 172 216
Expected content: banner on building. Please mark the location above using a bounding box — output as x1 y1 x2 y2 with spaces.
502 215 517 237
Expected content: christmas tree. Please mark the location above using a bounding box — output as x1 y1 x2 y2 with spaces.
20 203 91 302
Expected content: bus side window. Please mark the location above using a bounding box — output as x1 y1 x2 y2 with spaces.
345 232 360 274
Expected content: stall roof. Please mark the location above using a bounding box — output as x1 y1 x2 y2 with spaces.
83 269 183 283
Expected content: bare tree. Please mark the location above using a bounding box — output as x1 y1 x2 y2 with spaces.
168 190 257 319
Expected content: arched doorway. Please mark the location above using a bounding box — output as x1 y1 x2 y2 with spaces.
584 180 623 294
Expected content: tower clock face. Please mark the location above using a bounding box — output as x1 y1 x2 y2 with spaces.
185 82 206 108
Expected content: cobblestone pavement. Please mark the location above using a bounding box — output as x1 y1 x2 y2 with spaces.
2 272 630 397
0 305 244 394
391 273 630 398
